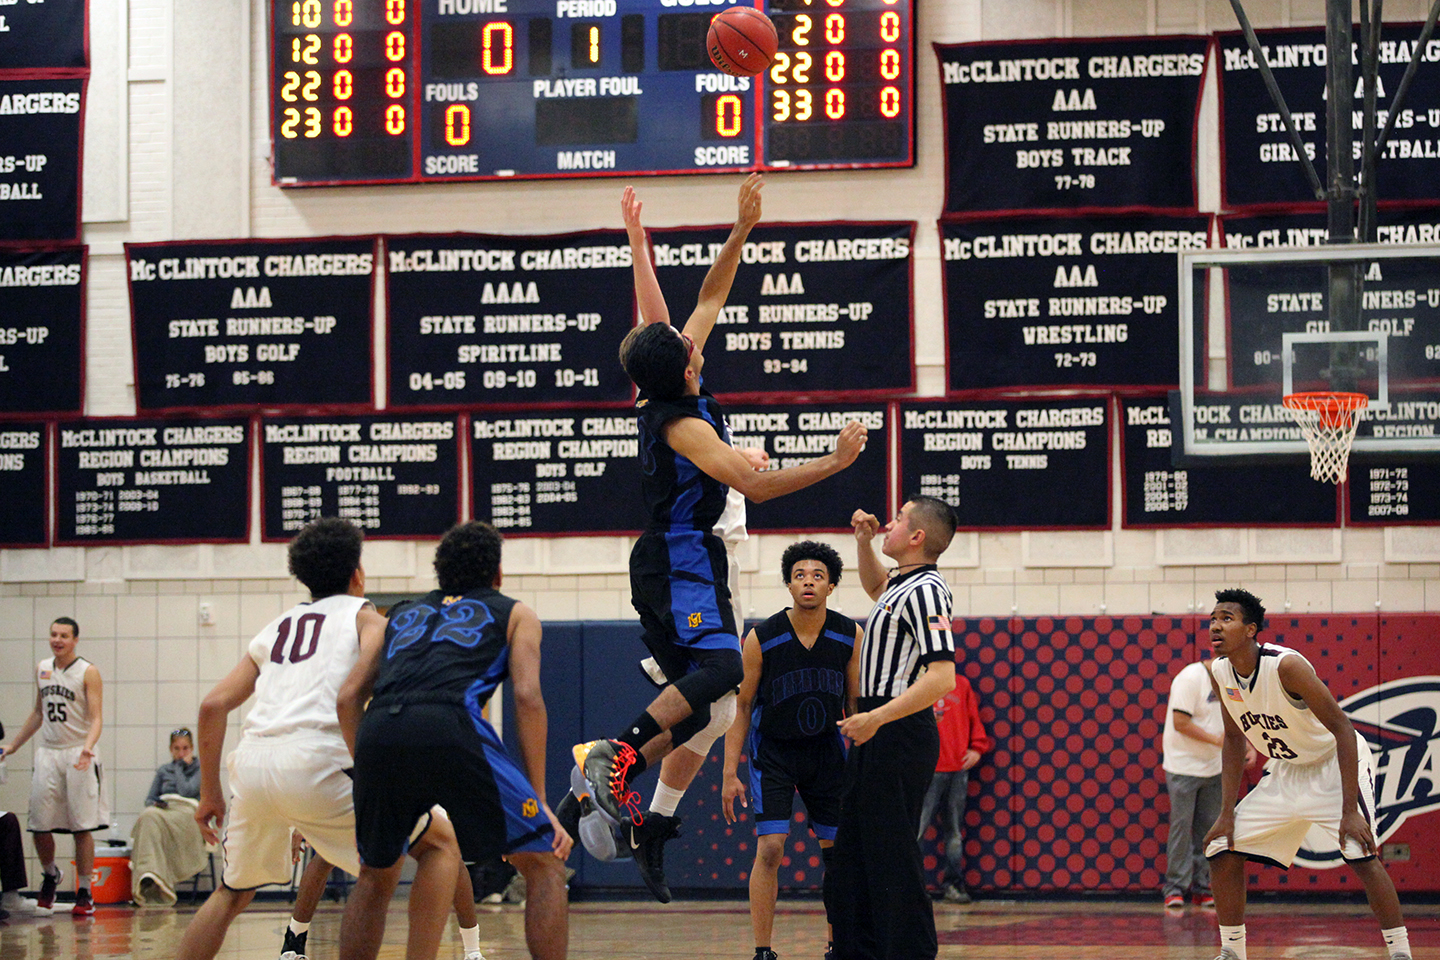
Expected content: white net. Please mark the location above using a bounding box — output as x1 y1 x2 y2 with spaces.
1281 393 1368 484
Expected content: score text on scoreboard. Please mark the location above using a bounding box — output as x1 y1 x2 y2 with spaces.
268 0 913 185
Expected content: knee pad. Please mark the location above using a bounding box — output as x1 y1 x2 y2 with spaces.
681 690 737 757
668 703 711 751
673 646 744 710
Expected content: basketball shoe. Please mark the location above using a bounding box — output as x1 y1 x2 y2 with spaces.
1164 894 1185 909
279 927 309 960
572 740 643 826
71 888 95 917
34 865 63 915
626 813 681 903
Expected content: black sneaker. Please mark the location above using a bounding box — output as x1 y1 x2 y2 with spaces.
627 813 681 904
573 740 642 825
755 950 778 960
70 889 94 918
279 927 309 960
36 866 63 914
554 790 582 843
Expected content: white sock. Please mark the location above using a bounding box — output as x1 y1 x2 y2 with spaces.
649 780 685 817
460 924 480 955
1219 924 1247 960
42 864 60 878
289 920 310 935
1381 926 1410 958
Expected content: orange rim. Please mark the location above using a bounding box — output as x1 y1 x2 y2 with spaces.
1283 391 1368 429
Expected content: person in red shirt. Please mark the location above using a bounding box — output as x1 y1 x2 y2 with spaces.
917 671 991 903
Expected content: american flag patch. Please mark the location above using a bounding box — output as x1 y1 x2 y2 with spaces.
927 614 949 632
39 670 51 679
1225 686 1243 703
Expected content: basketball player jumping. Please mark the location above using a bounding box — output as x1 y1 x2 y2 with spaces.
573 176 868 877
1204 587 1411 960
176 518 460 960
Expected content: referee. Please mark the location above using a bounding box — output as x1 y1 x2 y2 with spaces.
831 496 958 960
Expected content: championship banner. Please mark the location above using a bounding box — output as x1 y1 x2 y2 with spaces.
0 77 84 242
126 238 377 411
0 0 88 70
0 246 84 414
723 403 889 531
942 216 1210 392
260 415 461 540
936 36 1206 215
898 398 1110 529
469 408 648 534
1119 395 1337 527
1348 389 1440 525
1219 210 1440 393
0 421 47 547
1220 25 1440 208
647 222 914 398
386 232 636 408
54 418 250 545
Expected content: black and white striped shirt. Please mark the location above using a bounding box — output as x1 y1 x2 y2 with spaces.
859 565 955 699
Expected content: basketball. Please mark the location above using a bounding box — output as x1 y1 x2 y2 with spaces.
707 6 778 77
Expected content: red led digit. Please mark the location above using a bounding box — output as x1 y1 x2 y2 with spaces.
386 0 406 25
386 31 406 61
824 13 844 44
445 104 471 145
824 87 844 119
333 0 352 26
879 11 900 42
385 104 406 134
386 67 406 98
825 50 844 82
879 47 899 80
333 106 353 136
482 22 514 75
715 94 742 137
333 33 353 63
879 85 900 118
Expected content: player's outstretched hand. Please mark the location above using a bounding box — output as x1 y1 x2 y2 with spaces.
851 509 879 543
544 803 575 860
721 773 748 824
736 173 764 230
1202 810 1235 853
834 421 867 467
195 794 225 846
1339 808 1377 858
621 185 643 232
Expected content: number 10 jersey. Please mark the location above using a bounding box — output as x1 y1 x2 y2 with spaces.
243 594 370 741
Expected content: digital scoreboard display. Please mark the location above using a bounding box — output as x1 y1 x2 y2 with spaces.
268 0 914 185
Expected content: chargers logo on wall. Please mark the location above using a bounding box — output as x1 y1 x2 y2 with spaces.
1294 676 1440 869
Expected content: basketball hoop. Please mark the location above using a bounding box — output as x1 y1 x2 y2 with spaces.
1281 392 1369 484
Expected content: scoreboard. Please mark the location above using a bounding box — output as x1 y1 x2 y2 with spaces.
268 0 914 185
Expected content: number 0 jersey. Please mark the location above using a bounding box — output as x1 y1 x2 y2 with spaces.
36 656 94 749
372 587 518 708
752 609 857 741
243 594 370 740
1210 643 1337 765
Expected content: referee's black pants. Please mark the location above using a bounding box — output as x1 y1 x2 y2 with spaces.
830 701 940 960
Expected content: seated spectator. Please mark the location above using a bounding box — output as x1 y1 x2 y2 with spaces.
130 728 207 905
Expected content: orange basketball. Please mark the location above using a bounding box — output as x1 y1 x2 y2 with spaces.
707 6 778 78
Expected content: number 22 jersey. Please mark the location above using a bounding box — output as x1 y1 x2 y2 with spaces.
1210 642 1336 765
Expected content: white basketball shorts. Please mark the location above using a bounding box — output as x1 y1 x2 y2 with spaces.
27 745 109 833
1205 730 1378 867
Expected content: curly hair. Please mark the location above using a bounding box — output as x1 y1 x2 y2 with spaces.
619 323 689 399
781 540 843 585
434 521 503 594
1214 587 1267 635
288 517 363 599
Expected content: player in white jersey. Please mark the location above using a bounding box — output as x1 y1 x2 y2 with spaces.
176 518 461 960
1202 588 1411 960
0 617 106 916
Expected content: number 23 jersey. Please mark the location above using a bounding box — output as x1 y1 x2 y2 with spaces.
243 594 370 740
1210 642 1336 764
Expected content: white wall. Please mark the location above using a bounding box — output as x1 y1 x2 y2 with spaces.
3 0 1439 882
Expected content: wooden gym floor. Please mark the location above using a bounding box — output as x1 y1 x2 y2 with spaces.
1 897 1437 960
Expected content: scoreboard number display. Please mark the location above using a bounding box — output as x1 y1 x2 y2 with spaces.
268 0 914 185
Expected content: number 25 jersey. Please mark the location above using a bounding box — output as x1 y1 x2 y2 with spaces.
243 594 370 740
1210 642 1336 765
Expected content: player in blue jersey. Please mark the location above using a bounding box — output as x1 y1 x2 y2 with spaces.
573 175 869 893
722 540 861 960
337 522 572 960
